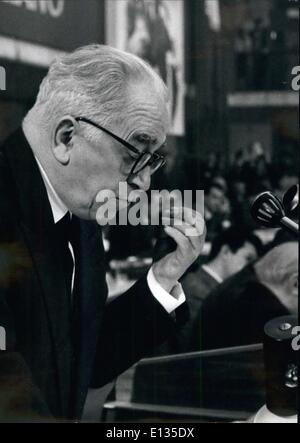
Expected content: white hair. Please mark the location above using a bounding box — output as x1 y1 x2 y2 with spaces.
24 44 168 137
255 242 298 288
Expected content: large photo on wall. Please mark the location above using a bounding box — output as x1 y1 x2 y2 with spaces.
106 0 185 136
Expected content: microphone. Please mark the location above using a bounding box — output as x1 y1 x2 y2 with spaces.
283 184 299 217
251 191 299 235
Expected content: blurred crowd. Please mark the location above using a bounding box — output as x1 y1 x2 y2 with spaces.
174 229 298 353
168 141 298 353
106 140 298 260
198 140 298 243
105 138 298 354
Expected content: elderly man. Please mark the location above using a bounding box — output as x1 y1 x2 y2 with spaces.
0 45 205 421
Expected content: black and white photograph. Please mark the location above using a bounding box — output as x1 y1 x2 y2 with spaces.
0 0 299 425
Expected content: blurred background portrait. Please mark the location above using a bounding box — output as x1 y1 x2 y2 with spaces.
106 0 185 136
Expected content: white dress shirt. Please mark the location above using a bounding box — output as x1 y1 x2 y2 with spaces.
35 157 185 314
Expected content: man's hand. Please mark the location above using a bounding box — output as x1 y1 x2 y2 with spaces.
152 207 206 293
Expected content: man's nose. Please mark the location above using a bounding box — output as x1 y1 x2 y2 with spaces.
128 166 151 191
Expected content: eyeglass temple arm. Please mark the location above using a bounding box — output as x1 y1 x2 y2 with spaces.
75 117 140 155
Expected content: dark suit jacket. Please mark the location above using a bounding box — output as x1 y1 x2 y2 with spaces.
182 266 219 307
0 129 186 421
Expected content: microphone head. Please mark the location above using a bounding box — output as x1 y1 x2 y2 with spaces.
251 191 286 228
283 184 299 216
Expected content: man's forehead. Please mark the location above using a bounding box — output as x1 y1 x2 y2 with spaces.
120 97 169 137
126 81 168 115
127 95 168 118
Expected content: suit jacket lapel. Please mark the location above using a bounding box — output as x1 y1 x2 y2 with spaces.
4 129 73 416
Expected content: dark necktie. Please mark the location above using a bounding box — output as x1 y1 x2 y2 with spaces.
56 215 88 418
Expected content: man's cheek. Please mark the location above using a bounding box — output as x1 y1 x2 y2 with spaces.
94 194 126 226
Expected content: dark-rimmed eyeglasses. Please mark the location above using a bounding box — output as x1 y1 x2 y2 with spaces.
75 116 166 179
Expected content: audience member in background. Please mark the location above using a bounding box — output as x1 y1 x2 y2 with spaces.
243 141 272 197
230 149 248 177
274 170 298 201
212 176 228 194
200 152 221 189
204 181 231 241
268 228 295 249
192 242 298 351
227 175 257 231
174 228 263 352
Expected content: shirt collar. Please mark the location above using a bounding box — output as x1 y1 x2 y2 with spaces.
202 264 223 284
34 156 69 224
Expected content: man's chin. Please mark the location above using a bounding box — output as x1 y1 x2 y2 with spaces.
73 209 94 221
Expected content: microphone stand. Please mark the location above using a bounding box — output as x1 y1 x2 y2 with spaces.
251 315 298 423
280 217 299 235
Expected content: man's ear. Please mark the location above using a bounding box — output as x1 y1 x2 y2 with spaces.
52 116 78 165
